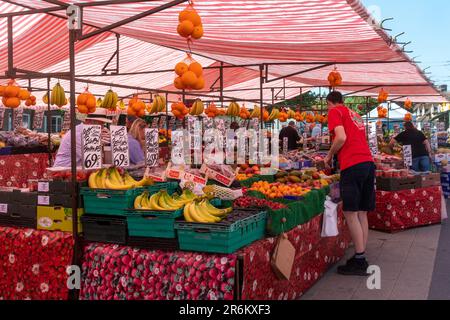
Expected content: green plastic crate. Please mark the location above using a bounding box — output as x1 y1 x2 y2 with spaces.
80 187 143 216
175 211 266 254
126 209 182 238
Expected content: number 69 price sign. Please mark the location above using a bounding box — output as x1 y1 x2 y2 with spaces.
110 125 130 167
82 125 103 170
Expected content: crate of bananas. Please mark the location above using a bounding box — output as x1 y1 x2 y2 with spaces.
175 209 267 254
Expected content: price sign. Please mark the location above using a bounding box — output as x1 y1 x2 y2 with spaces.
110 125 130 167
403 145 412 167
151 117 159 129
225 129 235 165
33 107 45 130
369 122 378 156
169 117 176 130
0 107 5 129
38 181 49 193
283 137 288 155
13 107 24 129
248 129 258 164
175 118 184 129
0 203 8 214
82 125 102 170
159 116 167 128
62 110 71 132
203 117 214 130
38 195 50 206
145 128 159 167
171 130 185 165
250 118 259 131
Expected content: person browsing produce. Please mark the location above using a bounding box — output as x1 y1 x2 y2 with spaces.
279 121 302 151
389 121 432 172
127 118 147 165
324 91 375 276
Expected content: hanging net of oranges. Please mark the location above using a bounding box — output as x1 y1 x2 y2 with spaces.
327 67 343 88
404 113 412 122
404 98 412 110
76 88 97 114
177 2 204 40
378 89 389 103
377 106 388 118
174 54 205 91
127 95 146 117
0 79 31 109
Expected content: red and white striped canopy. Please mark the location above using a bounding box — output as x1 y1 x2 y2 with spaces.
0 0 446 103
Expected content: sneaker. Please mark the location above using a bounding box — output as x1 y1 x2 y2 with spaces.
337 257 369 276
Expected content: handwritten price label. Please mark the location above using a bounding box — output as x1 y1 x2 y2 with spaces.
145 128 159 167
110 125 130 167
0 203 8 214
82 125 103 170
13 107 24 129
403 145 412 167
33 107 45 130
0 107 5 129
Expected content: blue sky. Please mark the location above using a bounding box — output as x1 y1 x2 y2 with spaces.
362 0 450 88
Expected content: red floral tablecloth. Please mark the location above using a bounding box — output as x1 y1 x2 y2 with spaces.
80 246 237 300
369 186 442 232
0 153 50 188
240 208 351 300
80 208 351 300
0 226 74 300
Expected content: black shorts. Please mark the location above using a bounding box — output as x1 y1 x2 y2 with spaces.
340 162 376 212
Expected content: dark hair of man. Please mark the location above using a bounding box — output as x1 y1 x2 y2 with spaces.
404 121 415 130
326 91 344 104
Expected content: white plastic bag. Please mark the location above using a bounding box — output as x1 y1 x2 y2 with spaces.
321 196 339 237
442 195 448 221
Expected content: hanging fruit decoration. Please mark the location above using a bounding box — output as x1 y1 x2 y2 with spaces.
328 67 343 88
127 95 146 117
0 79 30 109
100 89 119 110
278 110 288 122
226 101 240 116
118 100 126 110
171 101 189 120
268 108 280 122
148 94 166 114
50 82 67 107
177 2 204 40
287 109 296 119
239 104 251 119
205 102 219 118
76 88 97 114
174 56 205 91
189 98 204 116
377 106 388 118
25 95 37 107
404 98 413 110
404 113 413 122
262 108 270 122
378 89 389 103
294 111 302 122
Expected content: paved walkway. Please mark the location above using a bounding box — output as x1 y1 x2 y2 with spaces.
301 204 449 300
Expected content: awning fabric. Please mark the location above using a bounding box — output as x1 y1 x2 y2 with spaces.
0 0 446 103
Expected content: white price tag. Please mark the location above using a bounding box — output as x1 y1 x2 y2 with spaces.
145 128 159 167
33 107 45 130
283 137 288 155
403 145 412 167
0 107 5 129
38 195 50 206
0 203 8 214
82 125 103 170
62 110 71 132
13 107 24 129
110 125 130 168
38 181 49 193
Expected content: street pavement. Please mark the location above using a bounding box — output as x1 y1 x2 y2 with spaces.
300 202 449 300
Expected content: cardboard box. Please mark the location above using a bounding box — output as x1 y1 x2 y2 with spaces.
418 173 441 188
38 180 76 194
37 206 83 233
37 193 81 208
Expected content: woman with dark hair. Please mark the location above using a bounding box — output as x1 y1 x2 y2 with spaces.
390 121 432 172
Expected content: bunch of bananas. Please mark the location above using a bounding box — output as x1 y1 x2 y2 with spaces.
250 105 261 118
100 89 119 110
189 98 204 116
96 98 103 107
50 83 67 107
287 109 296 119
226 101 240 116
268 108 280 121
134 189 196 211
119 100 126 110
148 94 166 114
88 168 154 190
183 199 232 223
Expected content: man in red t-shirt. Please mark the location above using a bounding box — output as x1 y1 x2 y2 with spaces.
325 91 375 276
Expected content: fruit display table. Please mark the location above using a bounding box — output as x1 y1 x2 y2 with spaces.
0 153 50 188
368 186 443 233
79 208 350 300
0 226 74 300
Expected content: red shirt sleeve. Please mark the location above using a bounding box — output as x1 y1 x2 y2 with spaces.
328 108 343 133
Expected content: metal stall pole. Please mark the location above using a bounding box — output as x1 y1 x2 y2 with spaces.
260 65 264 130
68 28 80 300
220 62 224 108
47 78 52 166
165 92 169 162
366 96 369 140
7 17 13 77
387 101 391 137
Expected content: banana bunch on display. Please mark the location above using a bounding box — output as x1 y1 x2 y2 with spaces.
226 101 240 116
287 109 296 119
189 98 204 116
50 82 67 107
134 189 197 211
88 168 154 190
96 98 103 107
268 108 280 121
183 199 232 223
148 94 166 114
100 89 119 110
250 105 261 118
